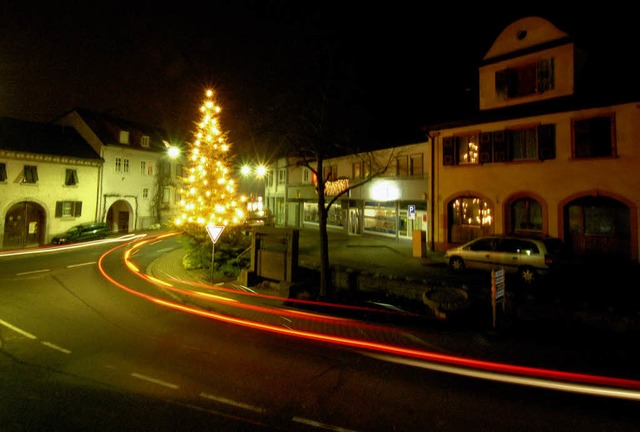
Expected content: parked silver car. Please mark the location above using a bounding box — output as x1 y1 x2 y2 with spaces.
444 235 567 284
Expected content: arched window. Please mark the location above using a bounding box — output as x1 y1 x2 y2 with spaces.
449 196 492 243
511 198 542 234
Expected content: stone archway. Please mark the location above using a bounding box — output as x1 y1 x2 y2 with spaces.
3 201 46 249
106 200 134 233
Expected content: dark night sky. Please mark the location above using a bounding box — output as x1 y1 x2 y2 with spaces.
0 2 635 157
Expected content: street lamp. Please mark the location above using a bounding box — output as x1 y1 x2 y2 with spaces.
239 163 269 220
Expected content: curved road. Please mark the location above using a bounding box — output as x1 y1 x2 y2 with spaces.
0 234 638 431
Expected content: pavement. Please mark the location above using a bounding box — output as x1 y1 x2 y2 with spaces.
145 227 640 383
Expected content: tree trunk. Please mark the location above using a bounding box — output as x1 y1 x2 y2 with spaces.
317 159 332 299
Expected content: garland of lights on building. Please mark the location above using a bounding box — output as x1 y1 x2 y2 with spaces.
174 89 244 228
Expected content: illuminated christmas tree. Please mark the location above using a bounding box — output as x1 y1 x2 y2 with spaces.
174 89 244 234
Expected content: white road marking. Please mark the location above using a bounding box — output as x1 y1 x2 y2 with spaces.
0 319 37 339
200 392 267 413
41 341 71 354
364 352 640 401
292 416 360 432
131 372 179 389
67 262 96 268
16 269 50 276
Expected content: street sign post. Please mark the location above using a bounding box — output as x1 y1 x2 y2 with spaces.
206 225 225 283
408 204 416 220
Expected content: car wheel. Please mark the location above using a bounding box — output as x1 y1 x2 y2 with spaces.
519 267 537 284
449 257 466 272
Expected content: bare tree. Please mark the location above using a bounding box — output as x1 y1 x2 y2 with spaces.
294 150 397 298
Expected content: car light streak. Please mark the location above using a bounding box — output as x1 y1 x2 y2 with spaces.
124 233 420 319
0 233 149 257
101 250 386 329
98 234 640 398
363 352 640 401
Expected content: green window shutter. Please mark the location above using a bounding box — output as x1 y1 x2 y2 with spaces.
443 137 455 166
74 201 83 217
493 131 507 162
55 202 63 217
479 132 493 164
538 124 556 160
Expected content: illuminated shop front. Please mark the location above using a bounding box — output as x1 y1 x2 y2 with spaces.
299 177 427 240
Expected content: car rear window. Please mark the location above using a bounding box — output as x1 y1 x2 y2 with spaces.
498 239 539 254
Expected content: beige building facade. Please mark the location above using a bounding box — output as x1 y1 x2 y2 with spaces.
267 16 640 264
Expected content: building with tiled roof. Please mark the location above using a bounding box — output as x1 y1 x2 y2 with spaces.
0 117 103 248
56 109 184 234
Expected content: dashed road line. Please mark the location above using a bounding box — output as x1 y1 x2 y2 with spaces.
199 392 267 413
41 341 72 354
131 372 179 389
292 416 360 431
0 318 37 339
67 262 96 268
16 269 50 276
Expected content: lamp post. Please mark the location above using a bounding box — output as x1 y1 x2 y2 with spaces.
240 163 268 215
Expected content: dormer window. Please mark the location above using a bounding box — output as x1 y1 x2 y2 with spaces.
119 130 130 145
141 136 150 148
495 58 554 100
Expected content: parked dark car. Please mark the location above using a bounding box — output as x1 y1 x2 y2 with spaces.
51 222 111 245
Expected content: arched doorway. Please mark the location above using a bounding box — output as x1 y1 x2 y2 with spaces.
565 196 631 261
3 201 46 249
447 195 493 244
106 200 133 233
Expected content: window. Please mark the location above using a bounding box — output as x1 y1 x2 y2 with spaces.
511 198 542 232
303 167 311 183
115 158 122 172
159 160 170 178
176 163 184 178
119 130 130 144
65 169 78 186
0 162 6 182
572 114 615 158
443 133 479 165
278 168 286 184
445 124 555 166
55 201 82 217
410 154 423 176
143 188 149 199
352 162 362 179
141 136 150 148
141 161 146 175
23 165 38 183
323 165 337 181
163 187 170 203
147 161 154 176
396 156 408 176
495 58 554 100
123 158 130 173
509 127 538 161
